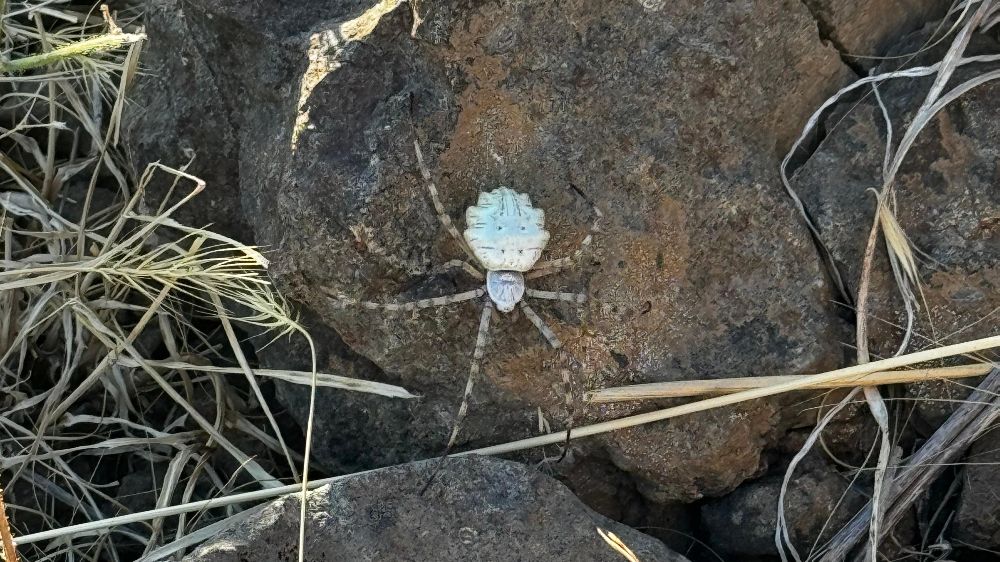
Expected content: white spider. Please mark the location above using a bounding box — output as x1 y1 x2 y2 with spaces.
333 140 601 451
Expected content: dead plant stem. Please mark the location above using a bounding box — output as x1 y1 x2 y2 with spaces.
0 485 16 562
819 368 1000 561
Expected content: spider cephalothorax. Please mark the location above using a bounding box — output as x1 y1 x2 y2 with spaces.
331 141 601 451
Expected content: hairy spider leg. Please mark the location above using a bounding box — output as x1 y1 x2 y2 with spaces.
446 300 494 450
525 288 587 304
328 288 485 311
528 202 603 278
519 302 576 460
413 140 479 263
429 259 485 281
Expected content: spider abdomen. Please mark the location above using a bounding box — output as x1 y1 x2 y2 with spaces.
485 270 525 312
464 187 550 272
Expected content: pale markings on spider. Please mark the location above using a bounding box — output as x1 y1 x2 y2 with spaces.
332 140 601 450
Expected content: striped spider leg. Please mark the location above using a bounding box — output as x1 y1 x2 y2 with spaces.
329 283 494 454
413 140 480 264
448 300 493 450
413 139 499 450
519 296 586 460
329 287 485 312
429 259 484 281
526 201 603 280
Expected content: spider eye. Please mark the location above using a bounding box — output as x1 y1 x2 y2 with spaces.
497 226 502 231
520 226 526 231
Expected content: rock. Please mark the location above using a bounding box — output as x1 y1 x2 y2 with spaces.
185 456 690 561
124 0 244 238
126 0 860 502
253 0 851 502
124 0 380 239
558 452 697 554
801 0 947 61
701 464 866 558
270 308 474 469
954 426 1000 549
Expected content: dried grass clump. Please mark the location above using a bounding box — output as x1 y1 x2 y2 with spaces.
776 1 1000 559
1 3 411 561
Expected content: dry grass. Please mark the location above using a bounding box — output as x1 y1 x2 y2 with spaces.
598 528 641 562
775 1 1000 559
1 3 412 560
586 364 995 402
455 335 1000 457
0 485 15 562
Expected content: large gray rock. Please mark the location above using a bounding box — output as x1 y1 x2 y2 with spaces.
185 456 689 561
127 0 857 502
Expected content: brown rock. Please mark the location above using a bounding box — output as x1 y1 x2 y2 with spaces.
801 0 948 60
263 0 850 502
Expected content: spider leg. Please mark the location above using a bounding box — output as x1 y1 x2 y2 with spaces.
519 302 563 349
327 287 485 311
446 300 494 450
525 288 586 304
413 140 479 263
530 199 603 273
525 267 563 280
519 302 575 459
430 259 485 281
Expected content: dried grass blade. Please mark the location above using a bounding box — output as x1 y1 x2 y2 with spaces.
112 358 417 398
0 32 146 74
585 364 992 402
466 335 1000 456
209 290 298 480
70 303 282 487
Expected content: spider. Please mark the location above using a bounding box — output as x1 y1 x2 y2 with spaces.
332 140 601 452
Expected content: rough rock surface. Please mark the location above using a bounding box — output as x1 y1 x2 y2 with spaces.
557 452 696 553
124 2 241 237
700 463 867 558
954 426 1000 549
130 0 989 501
185 456 689 562
127 0 859 502
802 0 947 62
